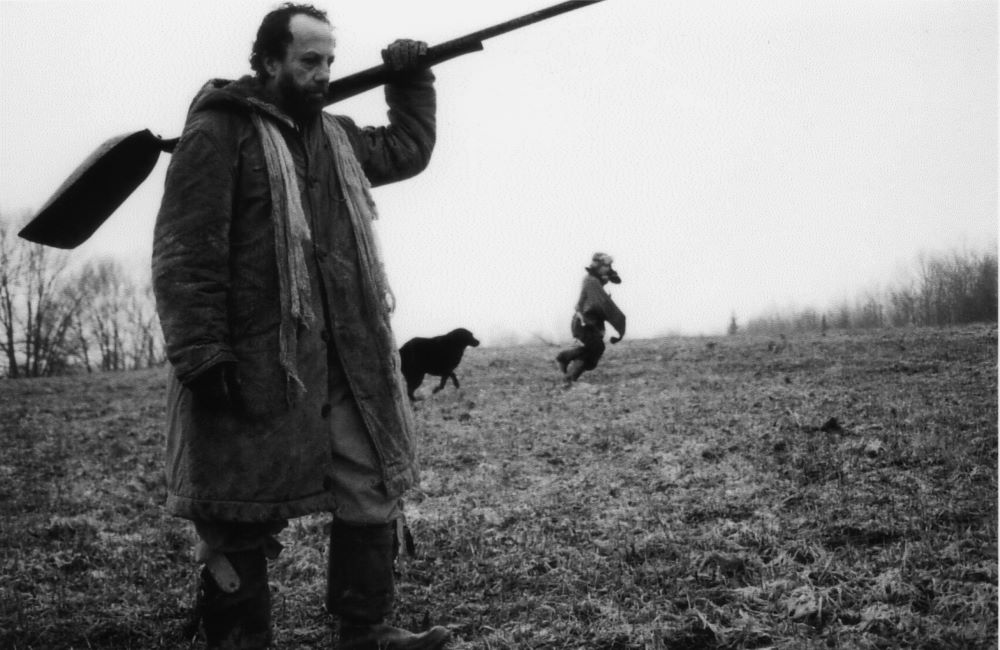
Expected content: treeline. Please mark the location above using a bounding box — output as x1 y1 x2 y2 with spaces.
0 217 162 378
739 247 997 336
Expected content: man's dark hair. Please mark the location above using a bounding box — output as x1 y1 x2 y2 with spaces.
250 3 331 78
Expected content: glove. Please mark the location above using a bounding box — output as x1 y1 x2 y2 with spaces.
610 336 621 344
381 39 429 72
185 362 241 410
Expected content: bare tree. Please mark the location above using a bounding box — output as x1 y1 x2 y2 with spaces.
912 249 998 327
75 259 132 371
830 301 852 330
887 281 917 327
0 218 21 377
745 247 996 336
126 281 163 369
23 240 77 376
854 290 884 329
0 212 168 377
0 212 79 377
972 252 998 321
0 220 20 379
71 260 164 371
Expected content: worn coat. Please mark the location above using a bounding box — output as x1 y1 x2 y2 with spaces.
152 71 435 522
572 269 626 341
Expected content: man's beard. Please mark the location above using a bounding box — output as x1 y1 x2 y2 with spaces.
276 72 327 119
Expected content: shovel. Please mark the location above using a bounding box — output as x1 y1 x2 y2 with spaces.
19 0 604 249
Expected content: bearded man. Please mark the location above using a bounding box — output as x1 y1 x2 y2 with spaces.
152 4 448 648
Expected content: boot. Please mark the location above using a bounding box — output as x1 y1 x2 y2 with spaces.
565 359 587 383
327 522 451 650
555 351 570 375
193 549 272 649
557 349 588 383
338 623 451 650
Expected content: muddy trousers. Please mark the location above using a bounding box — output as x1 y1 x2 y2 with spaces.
556 317 607 382
326 522 451 649
189 370 411 648
186 521 284 650
187 367 448 648
192 547 273 649
190 522 450 650
556 333 605 382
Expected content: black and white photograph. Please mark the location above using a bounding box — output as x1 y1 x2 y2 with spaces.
1 1 996 648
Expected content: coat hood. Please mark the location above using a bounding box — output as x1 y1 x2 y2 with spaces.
187 76 295 127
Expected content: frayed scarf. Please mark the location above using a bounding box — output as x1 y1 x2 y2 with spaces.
251 113 395 405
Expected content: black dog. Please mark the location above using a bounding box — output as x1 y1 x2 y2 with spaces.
399 328 480 400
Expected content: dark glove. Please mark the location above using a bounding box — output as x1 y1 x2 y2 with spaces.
381 39 429 72
185 362 241 410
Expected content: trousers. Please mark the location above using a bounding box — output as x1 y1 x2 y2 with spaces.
194 372 399 556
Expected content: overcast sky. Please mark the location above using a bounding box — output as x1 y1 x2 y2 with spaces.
1 0 996 344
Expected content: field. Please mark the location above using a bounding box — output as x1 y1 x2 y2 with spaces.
1 326 996 649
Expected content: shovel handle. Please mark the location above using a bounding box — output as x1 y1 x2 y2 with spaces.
325 0 604 104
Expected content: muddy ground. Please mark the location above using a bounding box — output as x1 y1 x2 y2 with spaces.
1 325 996 649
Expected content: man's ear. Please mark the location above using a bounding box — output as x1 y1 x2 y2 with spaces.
263 56 281 79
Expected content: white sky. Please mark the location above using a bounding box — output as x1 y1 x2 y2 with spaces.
1 0 996 344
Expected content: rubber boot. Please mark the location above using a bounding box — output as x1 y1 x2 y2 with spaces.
193 549 272 649
565 359 587 382
557 348 588 384
555 350 570 375
327 522 451 650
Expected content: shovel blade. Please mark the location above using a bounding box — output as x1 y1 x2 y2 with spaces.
18 129 168 249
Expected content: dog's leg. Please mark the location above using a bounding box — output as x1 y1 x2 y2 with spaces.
432 375 448 394
450 373 460 389
407 375 424 400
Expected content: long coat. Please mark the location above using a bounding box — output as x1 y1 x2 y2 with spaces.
573 271 626 340
152 71 436 522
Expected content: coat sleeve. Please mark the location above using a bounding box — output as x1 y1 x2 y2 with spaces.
151 115 238 385
340 69 436 186
603 296 626 339
580 277 626 339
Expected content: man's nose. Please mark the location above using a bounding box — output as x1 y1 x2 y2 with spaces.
315 61 331 83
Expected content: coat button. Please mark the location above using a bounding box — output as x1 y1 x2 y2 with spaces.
320 329 330 342
321 403 332 418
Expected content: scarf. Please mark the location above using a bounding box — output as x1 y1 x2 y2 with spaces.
252 112 395 404
321 116 396 319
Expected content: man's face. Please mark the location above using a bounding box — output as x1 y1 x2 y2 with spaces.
266 14 335 119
